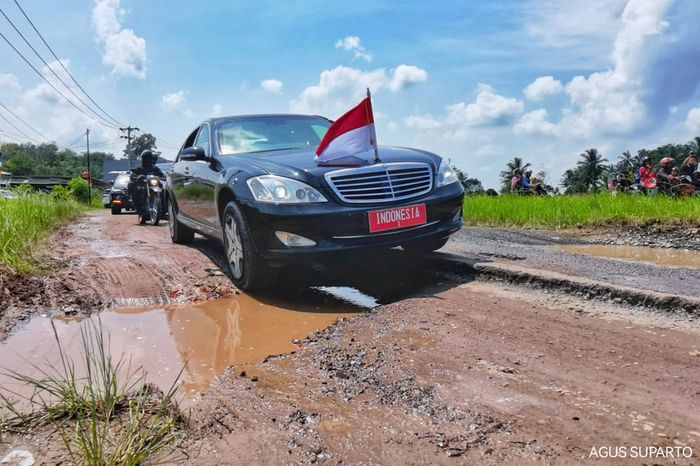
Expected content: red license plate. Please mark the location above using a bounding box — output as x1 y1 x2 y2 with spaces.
369 204 427 233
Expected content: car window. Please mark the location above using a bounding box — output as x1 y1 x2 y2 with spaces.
215 116 331 155
194 125 210 156
178 127 200 159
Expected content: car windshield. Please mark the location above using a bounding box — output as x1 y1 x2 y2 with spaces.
215 115 331 155
113 174 130 188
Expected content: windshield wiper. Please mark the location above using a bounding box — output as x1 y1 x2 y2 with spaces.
245 146 304 154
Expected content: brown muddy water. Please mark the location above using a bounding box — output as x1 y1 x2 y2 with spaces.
0 287 373 404
558 244 700 269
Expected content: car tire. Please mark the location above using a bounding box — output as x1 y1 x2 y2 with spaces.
111 206 121 215
168 198 194 244
222 201 278 291
401 237 448 253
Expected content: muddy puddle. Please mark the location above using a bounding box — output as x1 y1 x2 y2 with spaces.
0 288 371 403
558 244 700 270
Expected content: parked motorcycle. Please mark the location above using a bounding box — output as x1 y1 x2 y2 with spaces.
134 174 166 225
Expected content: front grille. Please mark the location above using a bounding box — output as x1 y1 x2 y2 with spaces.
325 162 433 204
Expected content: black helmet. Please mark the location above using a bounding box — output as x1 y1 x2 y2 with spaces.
641 156 651 165
141 150 156 166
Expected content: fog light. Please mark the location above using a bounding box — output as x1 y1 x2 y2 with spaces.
275 231 316 247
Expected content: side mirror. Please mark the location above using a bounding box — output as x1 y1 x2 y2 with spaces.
180 146 207 161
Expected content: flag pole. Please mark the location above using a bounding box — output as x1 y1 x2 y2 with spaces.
367 88 381 164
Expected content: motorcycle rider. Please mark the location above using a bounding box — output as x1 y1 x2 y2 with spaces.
639 156 657 195
128 150 164 213
656 156 675 193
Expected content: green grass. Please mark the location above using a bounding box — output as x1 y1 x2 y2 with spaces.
0 193 85 273
463 194 700 229
0 320 183 465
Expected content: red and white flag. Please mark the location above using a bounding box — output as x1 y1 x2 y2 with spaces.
316 93 377 164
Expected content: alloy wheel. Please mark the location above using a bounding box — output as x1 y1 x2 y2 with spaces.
224 215 244 279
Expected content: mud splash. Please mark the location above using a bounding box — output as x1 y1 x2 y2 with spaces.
558 244 700 270
0 289 368 402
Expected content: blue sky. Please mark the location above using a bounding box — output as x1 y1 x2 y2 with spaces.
0 0 699 188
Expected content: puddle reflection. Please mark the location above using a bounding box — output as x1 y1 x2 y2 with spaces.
0 290 365 402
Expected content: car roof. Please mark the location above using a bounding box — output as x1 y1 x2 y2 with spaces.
205 114 330 124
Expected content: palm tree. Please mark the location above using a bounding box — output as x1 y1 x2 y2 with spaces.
499 157 531 192
560 169 585 195
576 148 608 192
616 150 634 173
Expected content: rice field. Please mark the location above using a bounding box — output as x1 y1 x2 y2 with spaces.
0 194 85 272
463 194 700 229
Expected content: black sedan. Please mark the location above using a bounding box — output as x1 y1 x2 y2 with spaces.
165 114 464 290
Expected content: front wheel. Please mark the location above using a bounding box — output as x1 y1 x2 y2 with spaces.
402 237 449 253
222 201 278 291
147 195 160 226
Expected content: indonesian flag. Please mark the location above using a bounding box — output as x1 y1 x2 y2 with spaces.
316 95 377 164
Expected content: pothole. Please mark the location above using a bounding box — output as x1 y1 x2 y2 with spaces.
558 244 700 270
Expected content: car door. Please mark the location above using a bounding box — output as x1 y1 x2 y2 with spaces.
188 123 219 228
171 127 200 221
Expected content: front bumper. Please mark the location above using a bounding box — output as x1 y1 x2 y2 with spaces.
110 192 133 210
240 183 464 263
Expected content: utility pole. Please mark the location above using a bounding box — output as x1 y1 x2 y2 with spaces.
86 128 91 204
119 126 140 169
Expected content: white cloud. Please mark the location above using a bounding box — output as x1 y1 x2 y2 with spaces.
0 62 113 146
388 65 428 92
290 65 428 117
686 108 700 134
408 85 523 131
92 0 147 79
519 0 674 139
260 79 284 94
523 76 564 100
404 115 443 131
0 73 22 94
335 35 373 62
161 91 191 116
514 109 559 136
211 104 224 117
444 88 523 127
525 0 629 66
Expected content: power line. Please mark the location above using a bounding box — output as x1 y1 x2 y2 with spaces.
12 0 125 127
0 31 120 130
0 111 40 143
0 100 50 141
0 7 119 129
0 127 26 142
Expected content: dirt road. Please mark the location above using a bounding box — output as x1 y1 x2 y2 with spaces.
1 211 698 464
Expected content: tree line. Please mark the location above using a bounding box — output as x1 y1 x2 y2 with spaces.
0 133 161 180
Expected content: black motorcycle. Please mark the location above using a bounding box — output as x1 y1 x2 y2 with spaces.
133 174 166 225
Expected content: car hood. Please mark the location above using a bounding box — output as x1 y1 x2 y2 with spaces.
226 146 443 182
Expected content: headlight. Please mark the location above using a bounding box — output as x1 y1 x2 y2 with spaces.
246 175 327 204
149 179 159 186
436 160 458 187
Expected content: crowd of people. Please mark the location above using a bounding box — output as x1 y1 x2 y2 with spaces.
612 153 700 197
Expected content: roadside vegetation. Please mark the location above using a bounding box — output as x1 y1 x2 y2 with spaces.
0 179 96 273
463 194 700 229
0 320 183 465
